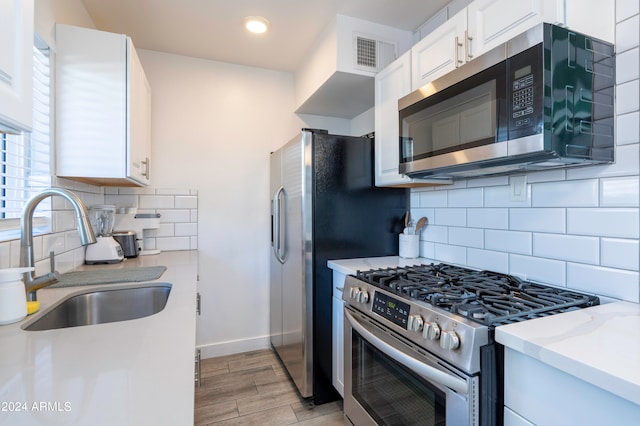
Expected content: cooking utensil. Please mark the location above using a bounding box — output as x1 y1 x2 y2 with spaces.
415 217 428 234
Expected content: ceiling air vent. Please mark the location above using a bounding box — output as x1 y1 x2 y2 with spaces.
353 34 397 72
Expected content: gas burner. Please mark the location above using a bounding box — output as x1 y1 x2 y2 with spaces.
356 263 600 326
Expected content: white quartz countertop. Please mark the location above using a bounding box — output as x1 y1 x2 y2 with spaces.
0 251 198 426
327 255 433 275
495 301 640 405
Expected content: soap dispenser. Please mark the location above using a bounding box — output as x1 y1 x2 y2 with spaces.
0 267 34 325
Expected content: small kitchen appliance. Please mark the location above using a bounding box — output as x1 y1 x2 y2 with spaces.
112 231 140 258
343 263 599 425
85 204 124 264
398 23 615 179
114 211 161 256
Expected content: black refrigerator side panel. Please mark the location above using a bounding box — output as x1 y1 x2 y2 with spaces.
311 134 408 404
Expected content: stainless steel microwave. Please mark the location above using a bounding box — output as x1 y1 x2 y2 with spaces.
398 23 615 180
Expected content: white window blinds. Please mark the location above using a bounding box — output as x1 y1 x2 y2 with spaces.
0 39 52 235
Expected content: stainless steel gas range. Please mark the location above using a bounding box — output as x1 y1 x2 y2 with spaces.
342 263 599 426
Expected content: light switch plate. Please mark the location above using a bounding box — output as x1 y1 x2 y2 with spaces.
510 175 527 202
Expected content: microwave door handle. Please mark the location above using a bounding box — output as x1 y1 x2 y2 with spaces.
345 310 469 395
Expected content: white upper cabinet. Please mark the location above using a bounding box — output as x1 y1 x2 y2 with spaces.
411 0 614 92
375 52 451 187
0 0 34 131
411 11 467 91
56 24 151 187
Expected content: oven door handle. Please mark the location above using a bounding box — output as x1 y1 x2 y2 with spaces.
345 310 469 395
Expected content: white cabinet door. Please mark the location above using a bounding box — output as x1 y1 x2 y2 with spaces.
411 10 467 91
128 43 151 185
467 0 554 58
375 52 412 187
375 52 451 187
0 0 33 131
56 24 151 187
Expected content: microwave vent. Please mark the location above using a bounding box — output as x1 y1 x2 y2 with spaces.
353 34 396 72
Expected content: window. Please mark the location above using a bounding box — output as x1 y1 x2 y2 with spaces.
0 36 52 240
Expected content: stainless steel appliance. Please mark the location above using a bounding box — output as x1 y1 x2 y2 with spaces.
112 231 140 258
398 23 615 180
270 129 406 404
343 264 599 425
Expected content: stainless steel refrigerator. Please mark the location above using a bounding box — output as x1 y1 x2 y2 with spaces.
270 129 407 404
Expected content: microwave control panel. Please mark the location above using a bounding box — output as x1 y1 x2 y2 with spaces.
508 44 543 139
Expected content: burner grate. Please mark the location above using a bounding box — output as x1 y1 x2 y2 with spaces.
356 264 599 326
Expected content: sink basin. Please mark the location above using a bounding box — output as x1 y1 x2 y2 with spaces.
23 284 172 331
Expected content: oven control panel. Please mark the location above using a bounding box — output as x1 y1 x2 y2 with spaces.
371 291 410 329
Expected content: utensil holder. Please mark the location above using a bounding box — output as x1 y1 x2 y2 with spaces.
399 234 419 259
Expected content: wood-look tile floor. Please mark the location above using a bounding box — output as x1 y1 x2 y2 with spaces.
194 349 345 425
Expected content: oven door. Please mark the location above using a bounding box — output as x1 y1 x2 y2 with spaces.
344 307 478 426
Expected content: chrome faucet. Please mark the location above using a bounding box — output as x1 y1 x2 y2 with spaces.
20 188 97 301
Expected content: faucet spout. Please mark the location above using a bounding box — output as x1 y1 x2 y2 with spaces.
20 188 97 301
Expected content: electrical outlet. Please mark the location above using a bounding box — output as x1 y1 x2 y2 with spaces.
510 175 527 201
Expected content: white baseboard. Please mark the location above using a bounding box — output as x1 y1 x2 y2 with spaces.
197 335 271 359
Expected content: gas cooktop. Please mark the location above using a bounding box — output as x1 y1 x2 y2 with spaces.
354 263 600 327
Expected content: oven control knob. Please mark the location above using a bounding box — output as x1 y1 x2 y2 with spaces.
408 314 424 332
423 322 441 340
349 287 358 299
356 290 369 304
439 330 460 350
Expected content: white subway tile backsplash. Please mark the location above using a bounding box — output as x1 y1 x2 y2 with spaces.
0 244 9 268
467 248 508 272
449 227 484 248
419 190 447 207
156 237 191 251
616 47 640 84
156 209 191 223
616 14 640 52
485 230 532 255
467 208 509 229
139 195 175 209
420 241 435 259
533 234 600 264
601 238 639 271
616 112 640 145
531 179 599 207
466 175 509 188
175 196 198 209
617 0 639 22
422 225 448 243
434 208 466 226
567 263 639 302
616 79 640 115
434 243 466 264
448 188 483 207
156 188 191 195
600 176 640 206
484 185 532 208
525 169 566 183
509 208 566 233
567 208 639 238
175 223 198 237
509 254 566 287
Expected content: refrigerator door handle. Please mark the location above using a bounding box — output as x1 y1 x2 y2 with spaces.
272 186 286 264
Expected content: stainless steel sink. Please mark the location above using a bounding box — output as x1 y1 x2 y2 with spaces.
22 284 172 331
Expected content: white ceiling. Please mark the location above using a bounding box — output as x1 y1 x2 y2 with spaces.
80 0 450 72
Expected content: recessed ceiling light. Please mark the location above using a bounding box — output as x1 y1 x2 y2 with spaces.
243 16 270 34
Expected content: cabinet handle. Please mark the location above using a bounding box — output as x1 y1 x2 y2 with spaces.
454 36 463 68
142 157 150 179
465 30 473 61
196 292 201 315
